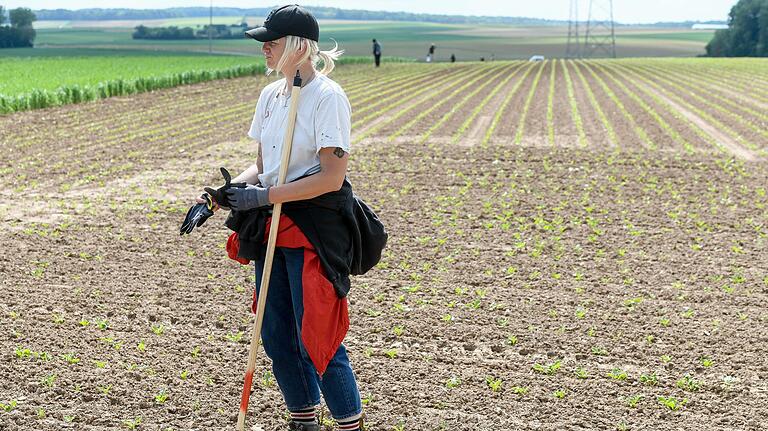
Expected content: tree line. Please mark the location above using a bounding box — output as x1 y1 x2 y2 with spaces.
706 0 768 56
132 23 248 40
29 7 729 28
0 6 36 48
29 6 593 27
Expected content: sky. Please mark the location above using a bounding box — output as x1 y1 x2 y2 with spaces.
1 1 737 24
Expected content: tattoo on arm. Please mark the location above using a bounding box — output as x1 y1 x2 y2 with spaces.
333 147 346 158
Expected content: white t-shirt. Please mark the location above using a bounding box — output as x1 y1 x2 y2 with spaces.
247 73 351 187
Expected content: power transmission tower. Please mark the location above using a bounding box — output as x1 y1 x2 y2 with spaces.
584 0 616 58
566 0 581 58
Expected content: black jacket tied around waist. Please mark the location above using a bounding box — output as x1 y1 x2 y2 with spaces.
224 178 387 298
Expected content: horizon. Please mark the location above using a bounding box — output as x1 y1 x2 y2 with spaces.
1 1 737 25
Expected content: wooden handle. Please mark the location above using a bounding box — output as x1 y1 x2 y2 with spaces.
237 70 303 430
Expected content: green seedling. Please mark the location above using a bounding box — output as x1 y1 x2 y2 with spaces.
676 374 701 392
658 396 686 410
41 374 56 387
14 347 31 359
533 360 562 375
445 376 461 388
123 417 142 430
626 394 643 408
0 400 18 412
700 357 714 367
486 376 503 392
261 371 275 387
150 324 165 335
608 368 628 381
154 390 168 404
225 331 243 343
553 389 566 398
62 353 80 365
640 372 658 386
511 386 528 395
384 349 398 359
574 368 588 379
36 408 45 418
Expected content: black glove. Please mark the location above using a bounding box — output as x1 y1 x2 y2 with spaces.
180 193 215 235
204 167 246 208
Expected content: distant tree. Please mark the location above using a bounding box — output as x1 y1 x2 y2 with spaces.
132 25 148 39
706 0 768 56
0 7 36 47
132 25 196 40
9 7 35 28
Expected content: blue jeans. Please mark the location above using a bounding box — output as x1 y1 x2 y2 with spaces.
255 247 362 420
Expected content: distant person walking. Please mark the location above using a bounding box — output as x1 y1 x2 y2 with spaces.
426 43 435 62
372 38 381 67
450 53 456 63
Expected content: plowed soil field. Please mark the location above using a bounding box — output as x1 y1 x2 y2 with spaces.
1 60 768 431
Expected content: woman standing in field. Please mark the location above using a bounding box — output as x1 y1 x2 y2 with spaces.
197 5 363 431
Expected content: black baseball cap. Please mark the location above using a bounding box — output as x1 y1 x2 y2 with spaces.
245 4 319 42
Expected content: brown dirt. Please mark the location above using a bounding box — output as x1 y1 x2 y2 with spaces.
371 64 503 138
519 60 553 148
624 76 758 161
411 63 517 138
640 64 768 115
2 62 768 431
554 61 594 149
580 62 704 155
622 64 768 154
567 62 644 152
461 64 534 146
493 62 542 138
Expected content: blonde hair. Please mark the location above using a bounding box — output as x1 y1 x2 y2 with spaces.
268 36 344 77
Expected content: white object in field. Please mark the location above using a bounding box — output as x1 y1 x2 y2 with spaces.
692 24 727 30
251 426 265 431
529 55 546 62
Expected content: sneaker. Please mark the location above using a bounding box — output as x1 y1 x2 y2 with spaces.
288 421 320 431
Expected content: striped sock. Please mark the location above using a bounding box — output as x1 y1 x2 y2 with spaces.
290 407 317 425
336 413 362 431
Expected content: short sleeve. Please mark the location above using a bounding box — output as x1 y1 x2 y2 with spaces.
314 91 351 154
247 92 267 141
